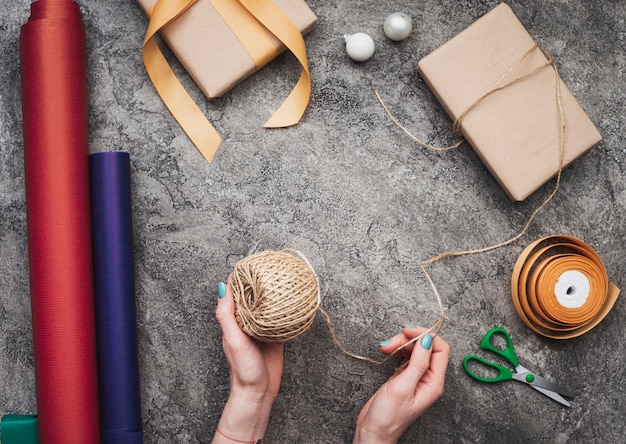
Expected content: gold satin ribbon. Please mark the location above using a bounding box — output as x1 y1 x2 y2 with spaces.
236 0 311 128
143 0 222 162
142 0 311 162
511 235 620 339
210 0 277 69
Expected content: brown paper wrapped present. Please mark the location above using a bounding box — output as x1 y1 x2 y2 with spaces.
137 0 317 99
417 3 601 201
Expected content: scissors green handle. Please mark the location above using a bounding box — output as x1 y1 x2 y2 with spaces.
480 327 519 366
463 327 574 406
463 327 521 383
463 355 514 382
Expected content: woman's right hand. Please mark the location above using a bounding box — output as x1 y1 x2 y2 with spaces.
353 326 450 444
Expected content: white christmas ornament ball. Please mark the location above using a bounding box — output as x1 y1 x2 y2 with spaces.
344 32 375 62
383 12 413 41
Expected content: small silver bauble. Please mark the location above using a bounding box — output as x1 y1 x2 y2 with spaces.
344 32 375 62
383 12 413 41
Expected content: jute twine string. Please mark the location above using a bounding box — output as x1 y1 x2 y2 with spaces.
230 248 430 365
230 248 321 343
228 44 566 363
375 42 566 341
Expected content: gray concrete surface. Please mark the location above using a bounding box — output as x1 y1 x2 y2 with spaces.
1 0 625 443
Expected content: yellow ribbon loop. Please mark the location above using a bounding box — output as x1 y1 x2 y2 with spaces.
237 0 311 128
142 0 312 162
144 0 222 163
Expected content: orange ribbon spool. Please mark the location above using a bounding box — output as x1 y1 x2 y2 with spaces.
142 0 311 163
511 235 620 339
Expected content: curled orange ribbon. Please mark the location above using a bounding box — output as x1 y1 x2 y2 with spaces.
511 235 620 339
142 0 311 163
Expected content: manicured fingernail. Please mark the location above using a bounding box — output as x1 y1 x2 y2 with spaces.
379 339 391 347
421 333 433 350
402 323 415 329
217 282 227 298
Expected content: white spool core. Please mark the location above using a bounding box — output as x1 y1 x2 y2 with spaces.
554 270 590 308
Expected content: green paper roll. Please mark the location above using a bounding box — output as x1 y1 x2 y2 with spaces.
0 415 39 444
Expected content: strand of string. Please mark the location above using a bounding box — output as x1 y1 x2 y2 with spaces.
319 307 441 365
304 244 440 364
373 42 566 347
314 44 564 366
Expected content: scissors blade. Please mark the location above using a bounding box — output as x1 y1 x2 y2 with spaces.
514 365 575 399
529 384 571 407
512 372 571 406
530 374 576 399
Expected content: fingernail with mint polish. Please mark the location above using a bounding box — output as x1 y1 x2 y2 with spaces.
402 323 415 329
217 282 227 299
379 339 391 347
421 333 433 350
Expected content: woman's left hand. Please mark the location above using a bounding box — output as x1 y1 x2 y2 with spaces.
213 279 284 443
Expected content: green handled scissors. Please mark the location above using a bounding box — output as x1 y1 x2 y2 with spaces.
463 327 575 407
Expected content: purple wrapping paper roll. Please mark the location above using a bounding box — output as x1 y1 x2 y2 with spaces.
90 152 144 444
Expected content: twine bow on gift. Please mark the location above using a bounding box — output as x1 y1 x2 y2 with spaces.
142 0 312 162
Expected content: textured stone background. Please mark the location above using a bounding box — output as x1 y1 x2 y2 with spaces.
1 0 625 443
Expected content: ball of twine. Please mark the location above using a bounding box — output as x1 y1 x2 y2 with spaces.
229 249 321 343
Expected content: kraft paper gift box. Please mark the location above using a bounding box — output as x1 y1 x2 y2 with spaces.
136 0 317 99
417 3 601 201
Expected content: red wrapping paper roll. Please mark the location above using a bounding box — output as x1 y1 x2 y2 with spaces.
20 1 100 442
